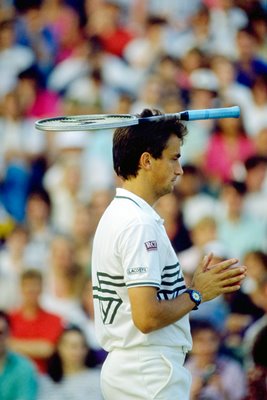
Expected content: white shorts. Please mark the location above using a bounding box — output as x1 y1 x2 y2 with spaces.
100 346 192 400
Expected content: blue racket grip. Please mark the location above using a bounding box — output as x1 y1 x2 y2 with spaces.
180 106 240 121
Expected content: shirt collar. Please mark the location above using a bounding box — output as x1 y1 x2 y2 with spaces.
115 188 164 223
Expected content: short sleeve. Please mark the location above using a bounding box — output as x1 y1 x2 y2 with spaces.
118 221 162 289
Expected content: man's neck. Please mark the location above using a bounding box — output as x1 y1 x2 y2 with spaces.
122 180 156 206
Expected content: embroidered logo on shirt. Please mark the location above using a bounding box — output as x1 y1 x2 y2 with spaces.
127 267 148 275
145 240 158 251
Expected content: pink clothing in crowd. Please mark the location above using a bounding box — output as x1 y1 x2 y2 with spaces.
204 132 256 182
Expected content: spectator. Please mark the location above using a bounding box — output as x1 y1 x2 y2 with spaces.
245 324 267 400
176 47 205 94
8 269 63 374
242 267 267 368
38 325 103 400
243 155 267 222
40 0 86 64
16 65 63 119
152 55 182 104
167 4 214 59
14 1 57 80
253 127 267 159
240 74 267 138
23 189 56 271
129 74 163 114
154 192 192 254
210 54 251 108
174 163 220 229
0 18 35 98
0 224 29 310
223 250 267 362
0 89 47 220
185 319 247 400
87 1 134 59
204 108 255 185
0 200 14 243
181 68 219 167
0 90 46 174
235 27 267 89
87 188 114 234
0 309 38 400
71 202 95 275
248 6 267 59
45 156 85 235
123 15 167 73
216 180 267 260
64 67 118 115
208 0 248 58
40 234 94 346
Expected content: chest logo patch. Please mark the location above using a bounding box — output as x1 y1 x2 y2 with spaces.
145 240 157 251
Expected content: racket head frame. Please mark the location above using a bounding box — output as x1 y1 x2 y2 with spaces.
35 114 140 131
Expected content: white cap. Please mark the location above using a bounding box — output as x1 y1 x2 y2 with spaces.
190 68 219 92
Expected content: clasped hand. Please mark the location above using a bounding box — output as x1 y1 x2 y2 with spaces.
190 253 247 302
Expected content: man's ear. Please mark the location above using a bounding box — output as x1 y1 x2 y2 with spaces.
139 152 152 170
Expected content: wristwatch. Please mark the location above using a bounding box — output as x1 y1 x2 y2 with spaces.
184 288 202 310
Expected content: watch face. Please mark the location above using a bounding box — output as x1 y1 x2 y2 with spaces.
192 292 201 302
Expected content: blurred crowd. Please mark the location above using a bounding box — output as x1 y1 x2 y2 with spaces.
0 0 267 399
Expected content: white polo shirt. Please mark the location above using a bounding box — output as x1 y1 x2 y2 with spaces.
92 188 192 352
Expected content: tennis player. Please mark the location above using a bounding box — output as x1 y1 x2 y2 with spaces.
92 108 246 399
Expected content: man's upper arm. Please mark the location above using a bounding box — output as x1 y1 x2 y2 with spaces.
128 285 159 333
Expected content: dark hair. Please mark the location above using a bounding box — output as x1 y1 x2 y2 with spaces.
252 325 267 367
146 15 167 27
14 0 42 13
112 108 187 180
223 180 247 196
18 65 45 88
0 310 10 328
46 325 98 383
20 269 43 284
244 155 267 171
0 19 15 31
27 188 52 211
182 163 201 176
190 319 220 336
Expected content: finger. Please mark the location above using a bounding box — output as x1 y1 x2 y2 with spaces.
221 273 246 286
211 258 239 273
221 284 242 293
219 266 246 281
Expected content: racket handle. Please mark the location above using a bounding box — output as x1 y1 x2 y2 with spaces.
180 106 240 121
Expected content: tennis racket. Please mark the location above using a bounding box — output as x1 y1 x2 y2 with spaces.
35 106 240 132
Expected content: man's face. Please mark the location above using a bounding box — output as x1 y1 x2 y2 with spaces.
0 318 9 357
150 134 183 198
21 278 42 306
